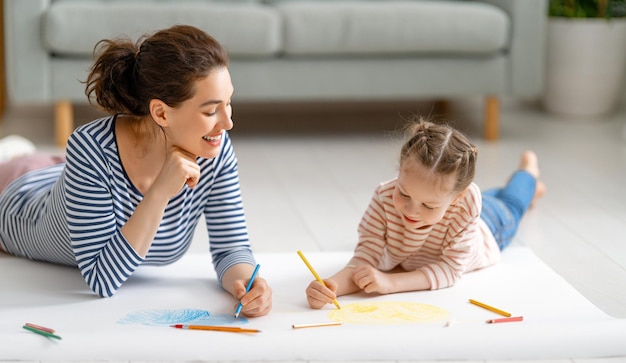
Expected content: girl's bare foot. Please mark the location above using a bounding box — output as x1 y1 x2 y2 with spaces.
519 150 539 178
519 150 546 207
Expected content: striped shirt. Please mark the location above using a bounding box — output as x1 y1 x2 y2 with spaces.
0 116 255 297
348 179 500 290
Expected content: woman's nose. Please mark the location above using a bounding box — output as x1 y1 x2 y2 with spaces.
218 109 234 131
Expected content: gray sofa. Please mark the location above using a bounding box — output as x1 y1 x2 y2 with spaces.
4 0 547 147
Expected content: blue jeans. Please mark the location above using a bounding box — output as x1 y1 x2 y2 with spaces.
480 170 536 250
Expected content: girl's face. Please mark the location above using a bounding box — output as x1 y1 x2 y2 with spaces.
161 67 234 159
392 158 461 229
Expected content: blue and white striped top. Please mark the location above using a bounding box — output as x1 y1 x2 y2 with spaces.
0 116 255 297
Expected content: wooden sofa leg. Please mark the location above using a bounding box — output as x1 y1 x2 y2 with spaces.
55 100 74 148
484 96 499 141
433 99 450 119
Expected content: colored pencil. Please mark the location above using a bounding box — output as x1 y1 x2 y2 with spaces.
22 325 62 340
469 299 512 317
487 316 524 324
25 322 55 334
235 263 261 318
170 324 260 333
292 321 343 329
297 250 341 309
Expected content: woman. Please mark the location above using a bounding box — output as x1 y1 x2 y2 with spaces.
0 25 271 317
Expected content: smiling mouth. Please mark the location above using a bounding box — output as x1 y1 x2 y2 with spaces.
202 133 222 143
403 215 431 230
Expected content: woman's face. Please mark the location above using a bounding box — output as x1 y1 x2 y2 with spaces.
162 67 234 159
392 158 459 230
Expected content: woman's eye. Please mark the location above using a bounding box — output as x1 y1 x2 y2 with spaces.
204 111 217 116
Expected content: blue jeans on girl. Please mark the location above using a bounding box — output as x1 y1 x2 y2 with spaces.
480 170 536 250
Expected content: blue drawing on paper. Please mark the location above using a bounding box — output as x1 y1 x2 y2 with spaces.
117 308 248 326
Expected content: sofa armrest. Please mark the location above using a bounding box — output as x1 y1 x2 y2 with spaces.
475 0 548 97
4 0 51 104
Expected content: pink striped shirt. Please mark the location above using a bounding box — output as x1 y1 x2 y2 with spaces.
348 179 500 290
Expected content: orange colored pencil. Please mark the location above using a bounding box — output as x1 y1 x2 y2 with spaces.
170 324 260 333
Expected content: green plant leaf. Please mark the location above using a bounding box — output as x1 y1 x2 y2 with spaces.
548 0 626 18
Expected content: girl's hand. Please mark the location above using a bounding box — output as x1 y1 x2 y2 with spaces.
351 265 393 294
305 279 339 309
152 146 200 198
233 277 272 318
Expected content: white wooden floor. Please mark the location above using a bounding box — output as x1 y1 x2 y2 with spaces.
1 97 625 363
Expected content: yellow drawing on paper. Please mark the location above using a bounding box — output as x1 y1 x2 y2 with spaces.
328 301 449 324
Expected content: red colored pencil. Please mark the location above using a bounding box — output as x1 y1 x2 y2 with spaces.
25 322 55 334
486 316 524 324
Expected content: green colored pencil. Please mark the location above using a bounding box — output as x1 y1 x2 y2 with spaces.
22 325 62 340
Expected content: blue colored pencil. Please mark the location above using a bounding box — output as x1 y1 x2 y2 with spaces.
235 264 260 318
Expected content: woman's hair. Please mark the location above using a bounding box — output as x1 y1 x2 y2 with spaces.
85 25 229 116
400 117 478 193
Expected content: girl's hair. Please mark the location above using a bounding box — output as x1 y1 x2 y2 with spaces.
400 117 478 193
85 25 229 116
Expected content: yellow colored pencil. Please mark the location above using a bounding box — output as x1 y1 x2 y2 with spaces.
469 299 512 317
292 321 343 329
297 250 341 309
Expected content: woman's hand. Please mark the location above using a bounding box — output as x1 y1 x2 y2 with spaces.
305 279 339 309
152 146 200 198
121 146 199 257
233 276 272 317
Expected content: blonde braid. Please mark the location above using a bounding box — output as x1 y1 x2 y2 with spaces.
400 117 477 193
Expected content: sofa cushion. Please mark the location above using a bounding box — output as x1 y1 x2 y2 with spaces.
277 1 509 56
42 1 282 58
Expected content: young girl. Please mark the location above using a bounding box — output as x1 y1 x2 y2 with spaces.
0 25 272 317
305 118 545 308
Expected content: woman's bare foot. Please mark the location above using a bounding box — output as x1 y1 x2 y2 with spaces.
0 135 36 162
519 150 546 207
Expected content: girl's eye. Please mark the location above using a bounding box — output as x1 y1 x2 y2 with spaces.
422 204 435 210
400 192 410 199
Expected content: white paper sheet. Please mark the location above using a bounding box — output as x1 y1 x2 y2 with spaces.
1 245 625 361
